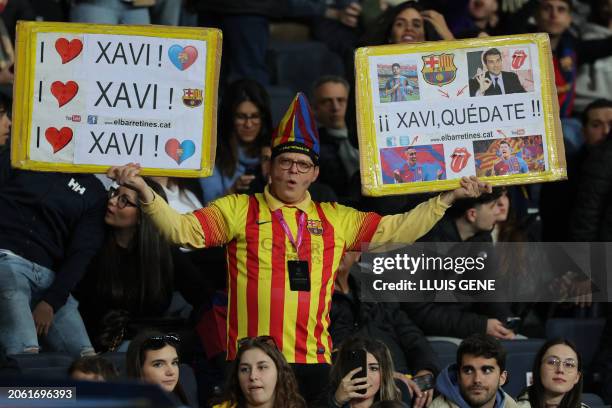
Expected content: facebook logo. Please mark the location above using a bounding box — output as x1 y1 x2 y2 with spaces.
87 115 98 125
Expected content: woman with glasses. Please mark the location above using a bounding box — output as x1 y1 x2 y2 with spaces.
213 336 306 408
75 179 205 352
126 330 192 406
330 337 409 408
200 79 273 204
517 339 586 408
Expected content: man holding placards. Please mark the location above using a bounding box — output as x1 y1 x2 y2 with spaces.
108 93 491 404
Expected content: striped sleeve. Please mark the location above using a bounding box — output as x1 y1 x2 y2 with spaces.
336 204 383 251
140 191 234 248
372 195 449 244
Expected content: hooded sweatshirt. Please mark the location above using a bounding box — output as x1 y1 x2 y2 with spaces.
430 364 518 408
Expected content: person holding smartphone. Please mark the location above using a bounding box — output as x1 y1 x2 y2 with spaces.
200 79 272 204
330 337 411 408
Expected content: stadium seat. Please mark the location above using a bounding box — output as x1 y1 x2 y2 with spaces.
179 363 199 408
428 338 459 371
267 41 344 95
267 85 295 125
8 352 73 378
101 351 127 377
500 338 546 397
582 393 606 408
545 318 606 370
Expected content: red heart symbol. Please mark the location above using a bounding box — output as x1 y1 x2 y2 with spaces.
180 46 198 70
55 38 83 64
45 127 73 153
50 81 78 107
165 138 180 163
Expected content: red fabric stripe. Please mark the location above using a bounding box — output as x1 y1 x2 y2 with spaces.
193 207 228 247
313 203 335 363
350 213 383 251
280 106 296 145
269 209 286 355
305 102 318 145
294 210 312 363
226 240 239 359
296 105 312 148
245 196 260 337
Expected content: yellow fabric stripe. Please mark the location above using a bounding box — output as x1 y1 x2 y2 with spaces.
140 191 206 248
373 195 449 244
257 198 272 336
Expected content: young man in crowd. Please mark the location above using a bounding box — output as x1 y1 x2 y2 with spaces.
431 334 517 408
403 190 517 341
311 75 359 200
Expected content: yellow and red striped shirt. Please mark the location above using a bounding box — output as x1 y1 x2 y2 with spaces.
141 186 448 364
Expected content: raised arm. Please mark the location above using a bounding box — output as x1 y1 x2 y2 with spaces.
107 164 208 248
373 176 492 243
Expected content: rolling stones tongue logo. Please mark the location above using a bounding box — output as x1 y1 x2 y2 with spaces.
512 50 528 70
450 148 471 173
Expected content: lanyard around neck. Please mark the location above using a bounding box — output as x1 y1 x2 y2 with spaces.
273 209 307 253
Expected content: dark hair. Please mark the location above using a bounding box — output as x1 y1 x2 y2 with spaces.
311 75 350 99
96 178 174 327
539 0 572 12
68 356 119 380
392 63 401 69
360 1 442 46
0 92 10 114
581 98 612 126
447 188 503 219
457 334 507 372
482 48 502 64
527 339 583 408
220 337 306 408
372 402 410 408
217 79 272 177
330 337 401 403
126 330 189 405
590 0 611 25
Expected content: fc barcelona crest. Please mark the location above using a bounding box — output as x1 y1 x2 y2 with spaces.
421 54 457 86
307 219 323 235
182 88 203 108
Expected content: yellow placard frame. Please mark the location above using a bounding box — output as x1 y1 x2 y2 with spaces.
11 21 221 177
355 33 566 196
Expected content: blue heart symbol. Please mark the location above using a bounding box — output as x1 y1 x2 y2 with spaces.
178 140 195 164
168 45 185 70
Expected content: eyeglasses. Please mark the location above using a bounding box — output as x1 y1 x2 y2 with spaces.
108 186 138 209
237 335 277 350
143 333 181 349
543 356 578 371
235 113 261 123
277 158 314 173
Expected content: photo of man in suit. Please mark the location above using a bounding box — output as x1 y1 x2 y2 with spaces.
469 48 526 97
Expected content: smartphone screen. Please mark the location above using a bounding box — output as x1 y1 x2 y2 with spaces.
345 349 368 395
413 373 434 391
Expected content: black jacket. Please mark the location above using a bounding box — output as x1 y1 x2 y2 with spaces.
330 275 439 375
0 147 106 311
468 71 526 97
402 216 512 338
195 0 285 17
569 139 612 241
